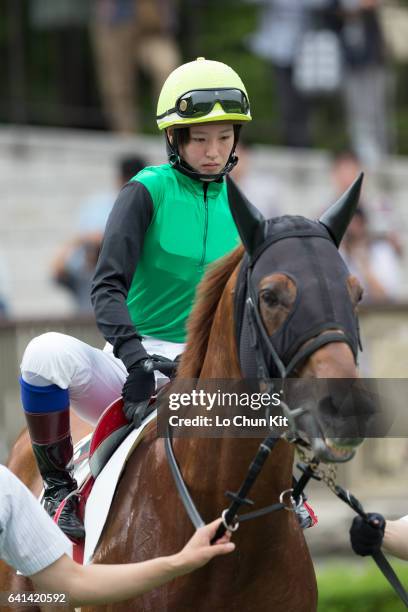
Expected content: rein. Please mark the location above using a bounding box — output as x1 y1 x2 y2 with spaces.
153 347 408 608
165 422 408 608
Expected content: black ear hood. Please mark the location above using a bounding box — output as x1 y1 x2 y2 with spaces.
235 216 361 379
226 176 267 255
319 173 364 247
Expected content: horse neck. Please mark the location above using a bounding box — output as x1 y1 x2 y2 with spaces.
173 267 295 517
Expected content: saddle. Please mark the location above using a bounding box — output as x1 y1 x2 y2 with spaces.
53 396 158 562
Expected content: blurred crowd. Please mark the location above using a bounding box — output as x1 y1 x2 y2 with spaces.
248 0 397 167
21 0 407 164
1 0 407 319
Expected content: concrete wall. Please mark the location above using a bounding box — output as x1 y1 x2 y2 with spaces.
1 125 407 317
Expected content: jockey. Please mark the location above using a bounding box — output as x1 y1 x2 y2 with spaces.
19 58 252 540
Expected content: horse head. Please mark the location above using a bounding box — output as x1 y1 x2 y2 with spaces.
227 174 375 462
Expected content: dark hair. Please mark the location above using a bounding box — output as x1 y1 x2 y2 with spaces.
118 156 147 183
174 127 190 147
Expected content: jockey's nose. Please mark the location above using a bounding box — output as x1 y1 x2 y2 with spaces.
205 139 219 159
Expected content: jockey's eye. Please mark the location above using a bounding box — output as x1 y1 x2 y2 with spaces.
260 288 279 307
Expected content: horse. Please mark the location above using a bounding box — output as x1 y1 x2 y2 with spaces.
1 174 370 612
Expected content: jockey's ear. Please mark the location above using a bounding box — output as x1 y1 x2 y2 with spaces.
226 176 266 257
167 128 174 145
319 173 364 247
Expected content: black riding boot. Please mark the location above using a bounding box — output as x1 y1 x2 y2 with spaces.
25 409 85 541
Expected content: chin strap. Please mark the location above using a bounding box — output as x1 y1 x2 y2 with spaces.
165 126 241 183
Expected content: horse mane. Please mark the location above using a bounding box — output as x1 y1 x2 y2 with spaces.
178 245 244 378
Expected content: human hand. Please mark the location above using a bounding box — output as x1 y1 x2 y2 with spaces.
173 519 235 575
122 360 155 423
350 512 385 556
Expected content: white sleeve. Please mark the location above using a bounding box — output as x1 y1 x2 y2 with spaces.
0 466 72 576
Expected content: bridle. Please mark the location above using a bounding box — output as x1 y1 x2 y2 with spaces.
161 233 408 606
163 372 408 607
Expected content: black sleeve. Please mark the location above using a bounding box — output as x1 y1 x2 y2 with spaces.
91 181 154 370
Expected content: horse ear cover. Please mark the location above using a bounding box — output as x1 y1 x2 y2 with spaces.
319 173 364 247
226 177 266 255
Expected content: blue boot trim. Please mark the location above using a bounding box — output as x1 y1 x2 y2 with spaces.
20 377 70 414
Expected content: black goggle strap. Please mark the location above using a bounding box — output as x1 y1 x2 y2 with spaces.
165 129 181 166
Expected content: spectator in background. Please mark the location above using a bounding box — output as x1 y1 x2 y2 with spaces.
90 0 180 133
248 0 338 148
52 156 146 314
341 206 401 302
231 140 281 219
331 150 402 302
78 156 147 235
337 0 393 166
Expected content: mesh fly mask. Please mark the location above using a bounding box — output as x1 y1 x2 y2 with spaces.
234 215 361 381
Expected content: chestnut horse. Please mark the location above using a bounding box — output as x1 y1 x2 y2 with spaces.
1 176 367 612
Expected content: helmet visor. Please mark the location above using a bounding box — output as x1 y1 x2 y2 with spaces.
157 88 249 120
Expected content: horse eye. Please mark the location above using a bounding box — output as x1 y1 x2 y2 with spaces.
357 287 364 303
260 288 279 307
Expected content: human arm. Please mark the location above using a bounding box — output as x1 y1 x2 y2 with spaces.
31 519 235 607
52 234 103 284
90 181 154 369
382 517 408 561
1 468 234 606
350 512 408 561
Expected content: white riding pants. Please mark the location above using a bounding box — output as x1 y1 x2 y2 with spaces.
20 332 185 425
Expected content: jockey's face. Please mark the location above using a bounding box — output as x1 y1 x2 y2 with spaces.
178 123 235 175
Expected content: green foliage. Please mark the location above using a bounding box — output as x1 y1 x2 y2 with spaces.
317 560 408 612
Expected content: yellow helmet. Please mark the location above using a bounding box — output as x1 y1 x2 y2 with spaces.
156 57 251 130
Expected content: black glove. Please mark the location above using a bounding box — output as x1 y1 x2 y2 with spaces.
349 512 386 556
149 353 179 378
122 359 155 425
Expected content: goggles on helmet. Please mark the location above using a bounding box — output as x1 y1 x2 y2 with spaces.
157 88 249 120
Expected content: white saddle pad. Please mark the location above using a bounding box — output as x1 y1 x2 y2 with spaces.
83 409 157 565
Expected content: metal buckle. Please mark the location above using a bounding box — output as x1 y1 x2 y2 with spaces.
279 488 297 511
